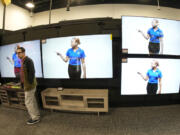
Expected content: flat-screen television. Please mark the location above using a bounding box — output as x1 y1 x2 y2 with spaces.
42 34 113 79
0 58 1 78
122 16 180 55
121 58 180 95
0 40 43 78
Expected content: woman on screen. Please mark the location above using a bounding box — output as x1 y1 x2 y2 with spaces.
137 60 162 95
138 19 164 54
6 45 21 78
56 38 86 79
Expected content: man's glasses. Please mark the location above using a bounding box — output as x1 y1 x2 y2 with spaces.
17 52 22 54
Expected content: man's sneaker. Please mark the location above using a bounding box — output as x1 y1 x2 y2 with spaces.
26 119 40 125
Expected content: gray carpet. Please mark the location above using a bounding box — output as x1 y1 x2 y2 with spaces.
1 105 180 135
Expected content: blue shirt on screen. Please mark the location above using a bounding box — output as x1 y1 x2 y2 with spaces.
66 47 85 65
12 53 21 68
147 27 164 43
147 69 162 83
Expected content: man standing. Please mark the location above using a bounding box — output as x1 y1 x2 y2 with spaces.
17 47 40 125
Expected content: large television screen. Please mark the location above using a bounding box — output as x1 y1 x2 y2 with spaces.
122 16 180 55
121 58 180 95
0 40 43 78
42 34 113 79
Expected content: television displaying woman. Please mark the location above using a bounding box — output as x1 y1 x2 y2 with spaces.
6 45 21 78
137 60 162 95
138 19 164 54
56 38 86 79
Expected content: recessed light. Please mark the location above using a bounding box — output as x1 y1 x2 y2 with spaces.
25 2 35 9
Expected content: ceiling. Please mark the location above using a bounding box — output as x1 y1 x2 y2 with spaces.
11 0 180 13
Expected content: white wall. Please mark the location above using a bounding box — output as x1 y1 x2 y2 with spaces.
0 2 32 31
1 3 180 30
32 4 180 27
0 2 4 29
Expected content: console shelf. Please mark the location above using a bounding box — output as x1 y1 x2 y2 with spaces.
0 86 26 110
41 88 108 114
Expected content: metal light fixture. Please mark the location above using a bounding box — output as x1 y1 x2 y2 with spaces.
49 0 52 24
66 0 71 11
157 0 160 10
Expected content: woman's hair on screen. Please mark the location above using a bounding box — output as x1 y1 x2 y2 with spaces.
73 37 81 45
153 60 159 67
152 19 159 24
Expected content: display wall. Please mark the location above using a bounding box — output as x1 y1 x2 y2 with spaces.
0 18 180 107
121 16 180 106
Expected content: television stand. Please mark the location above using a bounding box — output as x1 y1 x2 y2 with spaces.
41 88 108 115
